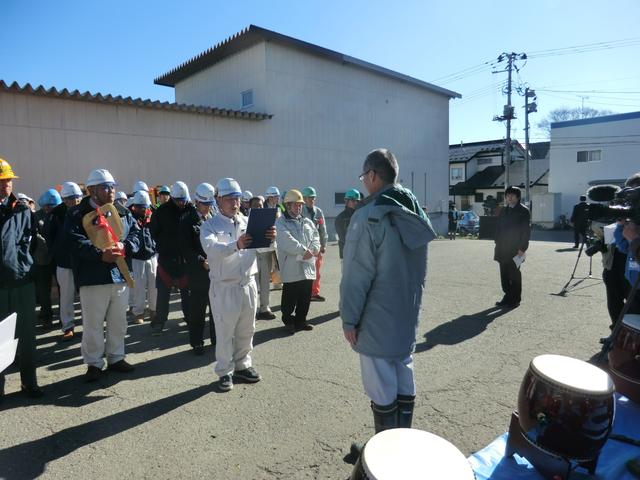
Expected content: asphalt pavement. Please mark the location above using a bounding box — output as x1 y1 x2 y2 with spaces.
0 232 612 479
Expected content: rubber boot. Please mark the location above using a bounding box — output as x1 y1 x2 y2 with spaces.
397 394 415 428
371 400 398 433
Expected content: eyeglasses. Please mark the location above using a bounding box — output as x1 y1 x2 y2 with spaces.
98 183 115 191
359 169 374 182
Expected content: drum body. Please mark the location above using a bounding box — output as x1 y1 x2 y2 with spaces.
517 354 615 461
608 314 640 403
350 428 475 480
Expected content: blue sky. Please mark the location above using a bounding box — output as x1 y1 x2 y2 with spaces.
2 0 639 145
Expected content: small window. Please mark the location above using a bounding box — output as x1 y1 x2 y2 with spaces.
335 192 346 205
241 89 254 109
475 192 484 203
450 167 463 182
577 150 601 163
477 157 493 165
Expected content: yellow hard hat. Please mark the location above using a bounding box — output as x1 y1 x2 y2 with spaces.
0 158 18 180
284 189 304 203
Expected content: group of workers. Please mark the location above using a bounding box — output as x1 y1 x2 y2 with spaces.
0 156 366 396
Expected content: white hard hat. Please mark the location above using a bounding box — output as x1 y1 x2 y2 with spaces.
86 168 116 187
241 190 253 202
171 181 190 200
115 191 128 201
216 178 242 197
194 183 216 204
132 180 149 193
60 181 83 198
132 190 151 207
17 193 33 202
265 186 280 197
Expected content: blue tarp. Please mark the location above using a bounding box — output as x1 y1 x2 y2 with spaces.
469 395 640 479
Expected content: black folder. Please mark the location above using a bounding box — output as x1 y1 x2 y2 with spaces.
246 208 278 249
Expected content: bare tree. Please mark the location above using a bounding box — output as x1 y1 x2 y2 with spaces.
537 107 615 138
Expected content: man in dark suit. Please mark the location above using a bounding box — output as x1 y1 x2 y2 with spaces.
494 186 530 308
570 195 589 248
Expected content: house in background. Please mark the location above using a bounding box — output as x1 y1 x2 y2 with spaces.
449 139 553 226
549 111 640 218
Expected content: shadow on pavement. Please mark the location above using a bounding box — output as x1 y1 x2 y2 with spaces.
0 384 212 480
415 306 509 353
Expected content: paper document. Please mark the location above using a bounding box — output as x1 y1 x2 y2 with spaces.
513 253 526 268
0 313 18 373
296 254 316 265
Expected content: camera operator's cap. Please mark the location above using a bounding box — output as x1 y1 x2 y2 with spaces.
0 158 18 179
241 190 253 202
132 180 149 193
132 190 151 207
195 182 216 204
216 178 242 197
171 181 190 201
60 181 83 199
86 169 116 187
284 189 304 204
345 189 361 200
38 188 62 207
158 185 170 194
265 186 280 197
301 186 317 198
115 191 128 201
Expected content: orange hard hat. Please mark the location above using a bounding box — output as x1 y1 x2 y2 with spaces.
0 158 19 180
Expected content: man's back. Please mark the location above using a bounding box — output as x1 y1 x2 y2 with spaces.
340 185 435 359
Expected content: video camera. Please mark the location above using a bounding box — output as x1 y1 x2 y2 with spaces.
585 185 640 224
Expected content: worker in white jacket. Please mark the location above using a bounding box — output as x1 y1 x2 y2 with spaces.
200 178 276 392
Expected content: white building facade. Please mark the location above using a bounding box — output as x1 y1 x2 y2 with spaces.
549 111 640 217
0 25 459 233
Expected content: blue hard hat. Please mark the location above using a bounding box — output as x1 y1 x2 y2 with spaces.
38 188 62 207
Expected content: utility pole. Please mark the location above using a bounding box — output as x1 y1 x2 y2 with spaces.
493 52 526 188
524 88 537 208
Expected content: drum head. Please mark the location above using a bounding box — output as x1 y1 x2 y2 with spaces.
531 354 614 394
622 314 640 332
362 428 475 479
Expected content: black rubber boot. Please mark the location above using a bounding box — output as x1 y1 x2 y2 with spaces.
371 400 398 433
397 394 415 428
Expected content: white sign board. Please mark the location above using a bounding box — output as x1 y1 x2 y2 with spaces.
0 313 18 373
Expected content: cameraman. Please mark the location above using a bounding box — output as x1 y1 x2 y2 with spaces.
615 172 640 314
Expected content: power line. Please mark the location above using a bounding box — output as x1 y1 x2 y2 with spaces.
528 37 640 59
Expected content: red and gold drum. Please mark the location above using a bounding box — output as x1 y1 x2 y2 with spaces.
517 354 615 462
608 314 640 403
350 428 475 480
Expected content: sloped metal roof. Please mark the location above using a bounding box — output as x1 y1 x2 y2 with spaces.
154 25 461 99
449 139 525 163
0 80 272 121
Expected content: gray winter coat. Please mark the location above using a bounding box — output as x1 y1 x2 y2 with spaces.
340 184 436 359
275 212 320 283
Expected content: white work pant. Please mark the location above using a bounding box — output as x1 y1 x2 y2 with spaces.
79 283 129 368
56 266 76 332
359 354 416 406
256 251 273 312
132 257 157 315
209 280 257 377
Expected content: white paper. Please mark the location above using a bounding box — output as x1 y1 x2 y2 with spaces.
604 223 617 245
0 313 18 373
513 253 526 268
296 254 316 265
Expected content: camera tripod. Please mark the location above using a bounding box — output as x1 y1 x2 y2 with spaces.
558 240 601 296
